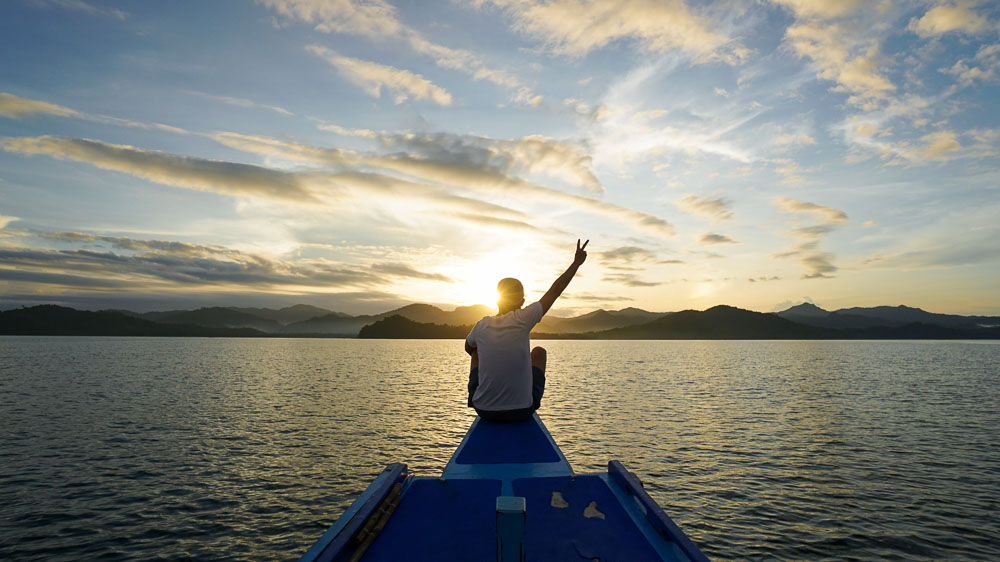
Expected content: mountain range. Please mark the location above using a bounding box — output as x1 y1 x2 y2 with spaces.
2 302 998 339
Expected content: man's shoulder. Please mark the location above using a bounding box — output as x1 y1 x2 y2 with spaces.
511 302 544 325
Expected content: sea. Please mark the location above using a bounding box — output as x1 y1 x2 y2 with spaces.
1 337 997 561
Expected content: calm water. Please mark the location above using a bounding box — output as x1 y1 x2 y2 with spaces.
1 338 998 561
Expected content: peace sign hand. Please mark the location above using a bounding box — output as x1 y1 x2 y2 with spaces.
574 238 589 266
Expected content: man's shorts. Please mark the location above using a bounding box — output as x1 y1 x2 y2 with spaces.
468 366 545 423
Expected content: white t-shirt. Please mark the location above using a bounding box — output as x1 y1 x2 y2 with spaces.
466 301 545 411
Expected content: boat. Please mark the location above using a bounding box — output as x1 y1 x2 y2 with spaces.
299 413 709 561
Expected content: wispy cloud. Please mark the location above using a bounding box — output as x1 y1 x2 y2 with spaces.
0 230 457 298
0 92 189 134
675 194 734 222
370 262 453 283
483 0 744 63
0 213 19 229
601 272 661 287
262 0 541 105
29 0 126 20
0 92 80 118
773 197 848 223
307 45 453 106
185 91 293 116
211 130 672 236
771 197 849 279
1 136 316 203
597 245 658 263
317 123 378 139
699 233 738 245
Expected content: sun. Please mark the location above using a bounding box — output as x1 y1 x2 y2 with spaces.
456 257 512 307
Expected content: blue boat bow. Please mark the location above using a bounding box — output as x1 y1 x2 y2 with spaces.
300 414 708 561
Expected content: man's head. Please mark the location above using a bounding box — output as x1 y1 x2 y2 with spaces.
496 277 524 314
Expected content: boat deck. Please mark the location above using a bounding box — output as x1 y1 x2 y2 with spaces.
300 414 707 561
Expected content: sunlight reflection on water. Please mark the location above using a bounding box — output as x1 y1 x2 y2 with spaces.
1 338 998 560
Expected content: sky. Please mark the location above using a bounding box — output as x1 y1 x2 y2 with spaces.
1 0 998 316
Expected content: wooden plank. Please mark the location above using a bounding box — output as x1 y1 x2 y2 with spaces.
299 463 408 562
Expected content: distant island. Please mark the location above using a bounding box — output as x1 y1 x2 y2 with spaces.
2 302 998 340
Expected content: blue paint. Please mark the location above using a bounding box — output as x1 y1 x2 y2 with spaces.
513 475 665 561
359 478 501 561
300 415 709 561
455 417 560 464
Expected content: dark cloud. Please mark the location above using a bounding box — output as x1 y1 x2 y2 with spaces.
371 262 454 283
675 194 734 221
800 253 837 279
601 273 661 287
565 293 634 302
1 136 316 203
0 246 375 291
699 233 738 245
597 245 658 263
771 197 847 278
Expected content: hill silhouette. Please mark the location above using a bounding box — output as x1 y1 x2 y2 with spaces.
0 305 266 337
597 305 833 339
3 302 998 339
154 307 283 332
358 315 472 339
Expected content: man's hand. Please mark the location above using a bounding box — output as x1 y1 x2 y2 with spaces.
574 239 589 266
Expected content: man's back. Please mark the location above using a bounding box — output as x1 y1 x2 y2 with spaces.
466 301 544 411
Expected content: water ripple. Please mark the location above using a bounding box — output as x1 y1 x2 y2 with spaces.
1 338 998 560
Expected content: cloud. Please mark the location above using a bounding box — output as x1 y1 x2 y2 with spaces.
908 1 995 37
675 194 734 222
784 21 895 108
261 0 540 104
0 213 18 229
861 202 1000 270
597 246 658 263
844 122 966 164
370 262 454 283
29 0 127 20
799 252 838 278
447 213 543 234
484 0 740 62
0 92 189 134
318 123 378 139
747 275 782 282
564 293 634 303
35 127 668 240
772 0 862 20
0 235 400 294
0 92 81 118
699 233 738 245
185 91 293 115
946 43 1000 86
772 198 848 279
367 150 672 235
773 197 848 223
307 45 453 106
377 132 604 194
916 131 961 161
1 136 317 203
601 273 661 287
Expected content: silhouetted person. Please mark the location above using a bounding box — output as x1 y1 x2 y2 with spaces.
465 239 588 422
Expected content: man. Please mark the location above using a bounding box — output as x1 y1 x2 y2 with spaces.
465 239 589 422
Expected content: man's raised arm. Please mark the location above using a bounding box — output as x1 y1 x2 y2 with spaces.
539 239 588 315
